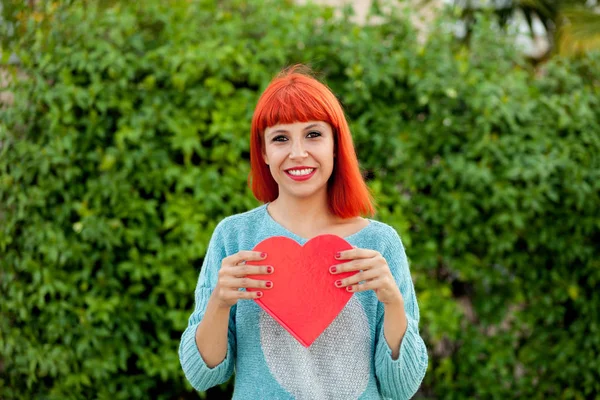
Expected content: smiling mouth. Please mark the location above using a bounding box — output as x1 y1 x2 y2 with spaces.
286 168 316 177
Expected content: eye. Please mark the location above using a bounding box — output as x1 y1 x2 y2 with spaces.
272 135 288 142
307 131 322 138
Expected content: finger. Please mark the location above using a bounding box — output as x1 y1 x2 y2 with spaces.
235 290 264 300
335 248 380 261
345 278 381 293
232 277 274 290
330 258 374 274
219 270 272 288
225 250 267 266
334 269 379 288
218 264 273 281
231 264 274 278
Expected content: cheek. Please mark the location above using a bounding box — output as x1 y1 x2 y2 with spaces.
317 145 335 166
265 147 287 169
264 146 278 160
307 140 334 157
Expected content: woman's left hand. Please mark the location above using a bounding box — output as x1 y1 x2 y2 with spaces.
330 247 404 306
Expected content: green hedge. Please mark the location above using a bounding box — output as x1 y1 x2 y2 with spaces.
1 1 599 399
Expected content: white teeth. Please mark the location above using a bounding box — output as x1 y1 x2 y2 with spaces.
287 168 315 176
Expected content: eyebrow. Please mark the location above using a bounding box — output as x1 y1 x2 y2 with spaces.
267 123 323 138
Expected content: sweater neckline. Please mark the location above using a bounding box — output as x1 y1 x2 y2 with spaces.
261 203 373 243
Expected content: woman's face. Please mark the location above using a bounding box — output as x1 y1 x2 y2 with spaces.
262 120 335 200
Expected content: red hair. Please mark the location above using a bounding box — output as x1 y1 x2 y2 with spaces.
248 65 375 219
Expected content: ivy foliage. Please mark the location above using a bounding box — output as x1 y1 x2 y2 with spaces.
1 1 599 399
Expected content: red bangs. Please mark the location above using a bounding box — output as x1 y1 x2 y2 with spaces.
248 66 375 219
253 82 333 134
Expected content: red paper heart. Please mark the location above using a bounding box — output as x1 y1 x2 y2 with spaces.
246 235 357 347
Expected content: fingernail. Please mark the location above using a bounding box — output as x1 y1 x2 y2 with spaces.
329 266 337 273
266 266 273 274
335 252 341 259
335 280 342 287
256 291 263 297
346 286 353 292
261 252 267 258
266 281 273 288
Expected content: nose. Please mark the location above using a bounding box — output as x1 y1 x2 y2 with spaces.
289 140 308 160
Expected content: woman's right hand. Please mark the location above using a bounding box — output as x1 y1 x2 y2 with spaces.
212 250 274 309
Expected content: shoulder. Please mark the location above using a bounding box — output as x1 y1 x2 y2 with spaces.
212 204 268 244
217 204 265 228
366 219 403 242
361 219 407 257
364 221 412 282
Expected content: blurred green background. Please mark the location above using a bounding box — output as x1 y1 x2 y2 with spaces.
1 0 599 399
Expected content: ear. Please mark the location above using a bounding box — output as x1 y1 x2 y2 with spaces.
262 150 269 166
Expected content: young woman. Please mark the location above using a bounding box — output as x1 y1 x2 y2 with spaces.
179 66 428 399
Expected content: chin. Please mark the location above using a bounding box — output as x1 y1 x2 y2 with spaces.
285 185 327 199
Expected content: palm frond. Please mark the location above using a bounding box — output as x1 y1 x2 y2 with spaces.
516 0 557 19
558 6 600 55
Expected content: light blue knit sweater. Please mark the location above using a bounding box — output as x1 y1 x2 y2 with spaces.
179 204 428 399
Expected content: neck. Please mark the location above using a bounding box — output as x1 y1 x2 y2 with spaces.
269 189 336 229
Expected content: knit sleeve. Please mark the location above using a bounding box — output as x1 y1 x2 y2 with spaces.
179 221 236 392
374 227 428 399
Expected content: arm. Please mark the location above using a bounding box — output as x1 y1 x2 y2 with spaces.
383 300 408 360
374 228 428 399
179 222 273 392
179 223 235 392
329 226 428 398
195 295 234 368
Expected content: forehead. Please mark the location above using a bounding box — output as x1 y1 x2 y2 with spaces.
265 121 331 136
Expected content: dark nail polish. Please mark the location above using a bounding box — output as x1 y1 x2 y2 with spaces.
266 266 273 274
330 266 337 273
266 281 273 288
335 280 342 287
346 286 353 292
261 252 267 258
256 291 263 297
